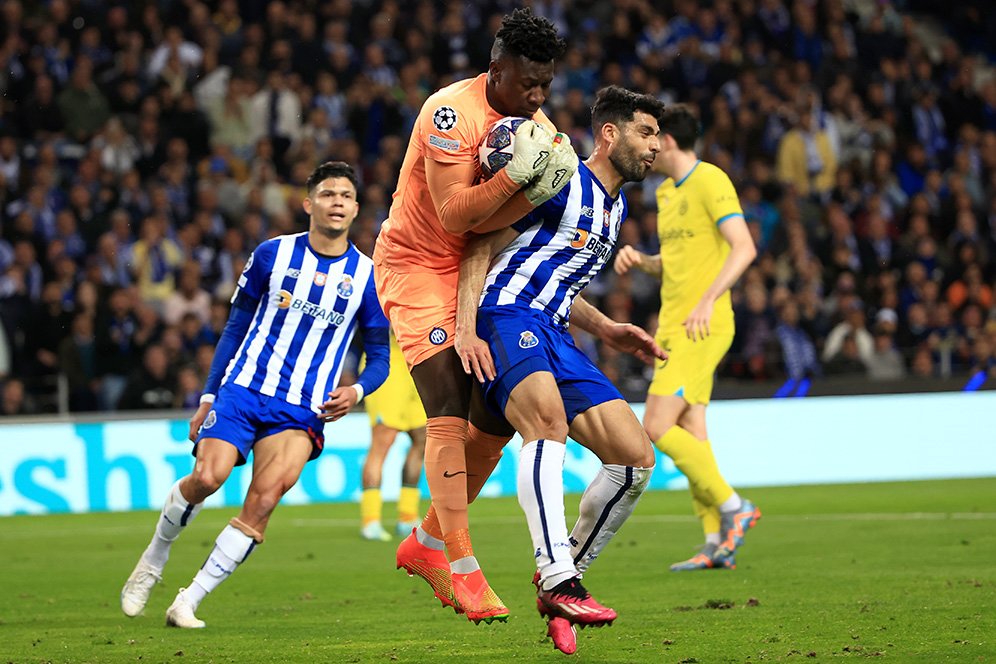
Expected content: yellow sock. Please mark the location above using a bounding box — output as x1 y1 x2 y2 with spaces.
360 488 382 526
654 426 735 508
398 486 420 524
692 495 721 540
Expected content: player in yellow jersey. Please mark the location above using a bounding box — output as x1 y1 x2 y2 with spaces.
360 333 428 541
614 104 762 570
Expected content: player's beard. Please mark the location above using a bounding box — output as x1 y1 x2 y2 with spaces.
609 140 652 183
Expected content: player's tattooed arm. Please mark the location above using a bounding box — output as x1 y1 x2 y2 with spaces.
613 245 662 279
455 227 519 382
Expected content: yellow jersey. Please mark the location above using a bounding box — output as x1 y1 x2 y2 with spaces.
655 160 743 335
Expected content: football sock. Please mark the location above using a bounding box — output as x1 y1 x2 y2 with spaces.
419 424 510 540
398 486 420 525
693 495 722 541
423 416 471 543
464 423 511 501
719 491 743 514
187 523 259 610
654 427 735 507
415 524 445 551
360 488 382 526
143 479 203 570
570 463 654 574
517 440 577 589
443 528 478 572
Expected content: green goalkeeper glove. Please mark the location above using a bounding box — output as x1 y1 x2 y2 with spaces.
504 120 555 185
524 133 577 206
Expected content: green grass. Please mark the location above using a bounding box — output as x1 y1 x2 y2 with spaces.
2 478 995 663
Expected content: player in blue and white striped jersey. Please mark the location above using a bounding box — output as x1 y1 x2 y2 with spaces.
456 87 667 645
121 162 390 629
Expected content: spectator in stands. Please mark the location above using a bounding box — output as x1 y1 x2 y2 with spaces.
865 316 907 381
0 377 32 416
131 215 183 312
58 312 99 411
117 343 174 410
774 298 820 380
823 299 874 365
163 261 211 326
776 106 837 201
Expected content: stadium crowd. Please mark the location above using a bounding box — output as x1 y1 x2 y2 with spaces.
1 0 995 414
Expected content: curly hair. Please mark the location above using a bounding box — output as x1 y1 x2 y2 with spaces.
491 7 567 63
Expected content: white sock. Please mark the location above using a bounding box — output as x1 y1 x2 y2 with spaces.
517 440 576 589
705 533 721 546
570 463 654 573
187 525 258 610
415 525 445 551
143 480 203 570
450 556 480 574
719 492 743 514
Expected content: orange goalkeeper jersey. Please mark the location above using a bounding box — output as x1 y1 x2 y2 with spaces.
375 73 551 274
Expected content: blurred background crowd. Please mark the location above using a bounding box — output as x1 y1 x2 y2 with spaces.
0 0 994 414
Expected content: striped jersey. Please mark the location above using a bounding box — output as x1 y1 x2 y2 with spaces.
480 160 627 326
222 232 388 413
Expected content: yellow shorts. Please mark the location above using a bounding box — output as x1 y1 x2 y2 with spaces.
648 328 734 405
364 344 427 432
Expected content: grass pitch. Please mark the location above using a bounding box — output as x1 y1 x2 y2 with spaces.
2 478 994 663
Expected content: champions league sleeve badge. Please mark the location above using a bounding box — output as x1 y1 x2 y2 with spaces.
432 106 458 132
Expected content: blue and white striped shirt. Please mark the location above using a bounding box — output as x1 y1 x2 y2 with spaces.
480 160 627 326
215 232 389 413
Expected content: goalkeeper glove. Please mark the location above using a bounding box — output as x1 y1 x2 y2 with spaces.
524 133 577 206
504 120 555 185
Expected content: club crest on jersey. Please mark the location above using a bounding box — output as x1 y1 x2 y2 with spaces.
202 410 217 430
313 272 327 287
429 327 448 345
432 106 458 131
336 275 353 297
570 229 589 249
518 330 539 349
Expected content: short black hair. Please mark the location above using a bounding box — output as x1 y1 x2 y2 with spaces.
306 161 358 195
590 85 666 134
491 8 566 63
658 104 701 150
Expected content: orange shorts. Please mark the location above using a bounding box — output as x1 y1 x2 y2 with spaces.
373 262 458 369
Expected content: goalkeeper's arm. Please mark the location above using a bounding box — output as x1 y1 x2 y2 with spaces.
427 121 555 235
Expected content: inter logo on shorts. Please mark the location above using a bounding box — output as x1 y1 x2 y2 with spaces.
429 327 448 345
313 272 327 286
432 106 458 131
336 275 353 297
203 410 217 430
519 330 539 349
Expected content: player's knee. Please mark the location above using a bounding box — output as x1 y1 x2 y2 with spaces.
520 410 569 442
188 466 226 497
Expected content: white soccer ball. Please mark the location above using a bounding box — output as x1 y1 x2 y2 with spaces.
479 116 528 181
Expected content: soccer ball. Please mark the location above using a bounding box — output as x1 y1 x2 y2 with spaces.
479 116 528 181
